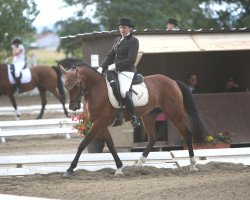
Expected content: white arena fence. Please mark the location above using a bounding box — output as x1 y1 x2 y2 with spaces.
0 148 249 176
0 104 80 116
0 118 77 143
0 194 58 200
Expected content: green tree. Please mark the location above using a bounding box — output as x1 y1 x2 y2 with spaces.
63 0 220 30
200 0 250 27
0 0 38 62
55 18 100 57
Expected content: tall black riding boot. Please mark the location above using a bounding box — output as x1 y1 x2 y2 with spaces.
124 91 141 128
15 78 21 93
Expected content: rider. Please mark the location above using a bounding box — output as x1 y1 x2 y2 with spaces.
97 18 141 128
11 36 26 93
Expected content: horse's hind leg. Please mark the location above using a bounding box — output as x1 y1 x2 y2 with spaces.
135 114 158 167
101 128 124 176
170 116 198 171
48 87 69 117
37 87 47 119
8 94 21 120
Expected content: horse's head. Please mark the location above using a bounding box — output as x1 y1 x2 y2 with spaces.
60 64 102 111
60 65 84 111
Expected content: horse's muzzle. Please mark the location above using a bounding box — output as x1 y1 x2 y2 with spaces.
69 101 81 111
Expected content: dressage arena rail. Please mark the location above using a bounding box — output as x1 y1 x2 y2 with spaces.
0 194 58 200
0 148 249 176
0 118 76 143
0 104 81 115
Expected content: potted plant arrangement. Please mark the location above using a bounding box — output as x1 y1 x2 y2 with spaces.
72 112 105 153
184 131 232 149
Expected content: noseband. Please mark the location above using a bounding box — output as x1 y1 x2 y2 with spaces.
65 76 86 104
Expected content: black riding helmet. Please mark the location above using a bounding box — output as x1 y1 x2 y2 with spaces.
11 36 22 44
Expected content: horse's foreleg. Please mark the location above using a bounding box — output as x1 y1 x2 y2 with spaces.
136 114 158 168
64 124 100 177
102 128 123 176
37 87 47 119
8 94 21 120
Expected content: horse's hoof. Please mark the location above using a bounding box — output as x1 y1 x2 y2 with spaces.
115 167 124 176
114 171 124 177
135 163 143 169
63 170 74 177
190 165 198 172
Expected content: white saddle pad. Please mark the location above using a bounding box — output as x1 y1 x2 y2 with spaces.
8 65 32 85
106 78 149 108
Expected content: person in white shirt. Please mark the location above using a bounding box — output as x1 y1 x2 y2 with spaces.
11 37 26 93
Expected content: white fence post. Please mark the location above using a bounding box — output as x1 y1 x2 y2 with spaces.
60 122 71 139
0 128 6 143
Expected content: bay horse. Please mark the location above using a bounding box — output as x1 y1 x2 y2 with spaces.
0 64 69 119
60 63 207 176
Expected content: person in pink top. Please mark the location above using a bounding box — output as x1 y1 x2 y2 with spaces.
155 112 168 141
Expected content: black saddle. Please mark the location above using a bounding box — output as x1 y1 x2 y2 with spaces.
132 74 144 85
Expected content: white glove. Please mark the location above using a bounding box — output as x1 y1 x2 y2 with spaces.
97 67 103 73
108 63 116 71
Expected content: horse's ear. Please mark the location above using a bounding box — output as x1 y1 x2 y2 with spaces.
75 67 79 76
59 64 67 76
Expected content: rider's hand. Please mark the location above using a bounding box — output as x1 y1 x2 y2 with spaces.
108 63 116 71
97 67 103 73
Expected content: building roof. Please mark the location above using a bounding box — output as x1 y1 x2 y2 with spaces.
60 28 250 53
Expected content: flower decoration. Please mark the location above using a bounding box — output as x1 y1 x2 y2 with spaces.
72 112 92 136
206 131 232 144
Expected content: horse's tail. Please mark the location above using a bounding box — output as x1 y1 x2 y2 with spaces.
52 66 66 102
176 80 208 144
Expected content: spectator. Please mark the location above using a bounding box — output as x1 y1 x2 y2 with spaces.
223 77 240 93
155 112 168 141
187 73 199 94
28 53 37 67
165 18 178 30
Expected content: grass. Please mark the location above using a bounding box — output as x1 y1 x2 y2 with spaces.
27 49 65 66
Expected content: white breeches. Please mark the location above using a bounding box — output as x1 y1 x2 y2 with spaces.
118 71 135 98
13 61 25 78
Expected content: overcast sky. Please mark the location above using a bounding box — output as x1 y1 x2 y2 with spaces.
33 0 94 31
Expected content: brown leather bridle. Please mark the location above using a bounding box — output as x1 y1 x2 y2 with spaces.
65 74 103 104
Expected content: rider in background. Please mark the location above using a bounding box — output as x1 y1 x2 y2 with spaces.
11 36 25 93
97 18 141 128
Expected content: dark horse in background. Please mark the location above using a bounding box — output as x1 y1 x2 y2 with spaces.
60 63 208 176
0 64 68 119
56 58 81 71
